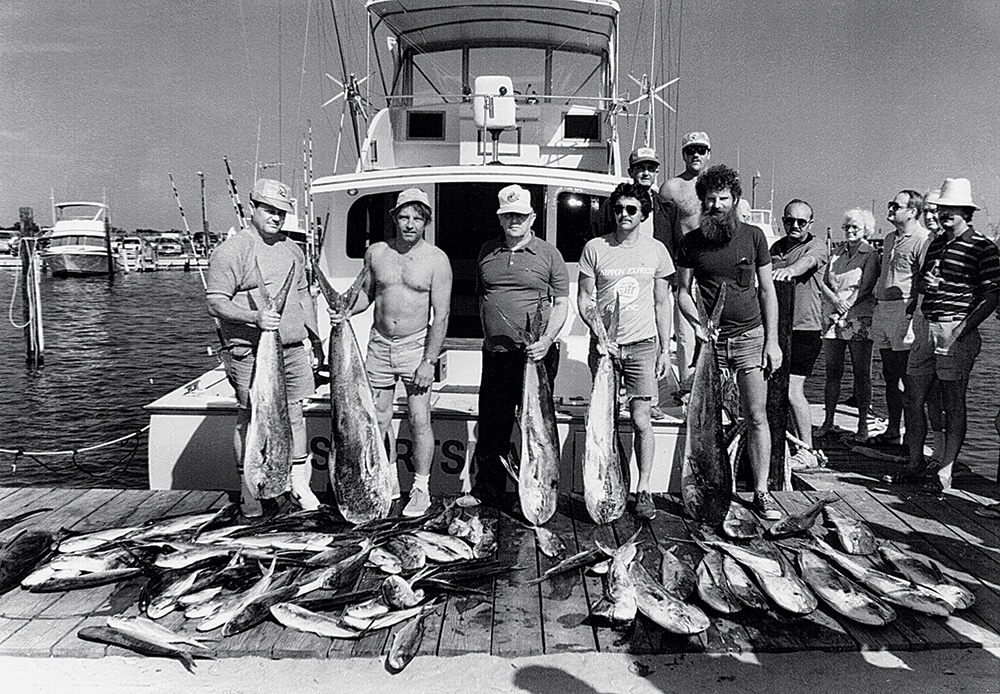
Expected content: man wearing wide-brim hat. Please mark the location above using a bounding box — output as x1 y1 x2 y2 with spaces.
207 178 325 516
900 177 1000 491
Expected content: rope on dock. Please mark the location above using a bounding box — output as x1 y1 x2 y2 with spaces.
0 426 148 483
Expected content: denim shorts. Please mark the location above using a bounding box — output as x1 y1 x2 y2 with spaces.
227 341 314 409
716 324 764 373
589 337 657 399
366 326 427 389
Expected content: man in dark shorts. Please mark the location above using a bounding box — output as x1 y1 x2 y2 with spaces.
206 178 324 516
676 165 783 520
901 177 1000 491
578 182 675 520
770 199 829 470
470 185 569 506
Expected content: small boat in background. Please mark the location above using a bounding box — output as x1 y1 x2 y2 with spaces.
42 202 114 276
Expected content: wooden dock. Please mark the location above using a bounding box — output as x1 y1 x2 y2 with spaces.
0 474 998 662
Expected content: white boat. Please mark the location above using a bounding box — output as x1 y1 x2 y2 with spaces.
148 0 691 496
43 202 114 276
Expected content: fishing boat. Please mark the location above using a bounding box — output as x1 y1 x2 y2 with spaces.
147 0 689 496
42 202 114 276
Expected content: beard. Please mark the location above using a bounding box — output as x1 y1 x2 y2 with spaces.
701 206 740 246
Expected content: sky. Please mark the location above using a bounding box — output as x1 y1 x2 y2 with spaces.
3 0 1000 236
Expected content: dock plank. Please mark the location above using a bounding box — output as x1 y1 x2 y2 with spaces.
563 497 611 654
491 502 543 657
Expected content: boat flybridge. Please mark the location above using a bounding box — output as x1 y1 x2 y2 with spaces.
147 0 689 497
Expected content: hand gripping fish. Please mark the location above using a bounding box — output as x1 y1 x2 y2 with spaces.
497 302 561 527
243 267 296 500
582 297 627 525
314 264 392 525
681 283 732 525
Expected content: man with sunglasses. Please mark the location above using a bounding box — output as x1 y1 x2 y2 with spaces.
901 178 1000 491
868 191 929 448
769 199 829 470
578 182 675 520
676 165 783 520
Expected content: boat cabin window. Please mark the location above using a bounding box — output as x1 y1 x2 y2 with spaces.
550 51 604 100
345 193 395 258
48 235 106 248
555 192 604 263
469 48 545 102
410 49 464 102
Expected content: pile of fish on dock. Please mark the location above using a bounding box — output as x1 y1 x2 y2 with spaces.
0 489 977 674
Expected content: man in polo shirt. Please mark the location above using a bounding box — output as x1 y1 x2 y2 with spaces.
869 190 928 446
770 199 829 470
206 178 324 516
470 184 569 506
901 177 1000 491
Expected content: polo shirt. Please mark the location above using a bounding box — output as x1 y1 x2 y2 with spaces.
769 233 829 331
918 225 1000 321
477 233 569 352
877 225 928 302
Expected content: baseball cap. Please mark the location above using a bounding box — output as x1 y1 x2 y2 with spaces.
496 184 533 215
250 178 294 213
681 131 711 151
392 188 432 215
628 147 660 168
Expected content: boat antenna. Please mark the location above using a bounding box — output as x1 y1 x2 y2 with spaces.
329 0 363 162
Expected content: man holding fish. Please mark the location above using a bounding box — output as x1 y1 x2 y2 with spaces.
206 178 324 516
578 182 675 521
676 165 783 520
470 184 569 507
329 188 453 517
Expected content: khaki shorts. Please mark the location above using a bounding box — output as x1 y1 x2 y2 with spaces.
227 342 314 408
871 300 911 352
366 327 427 389
906 315 981 381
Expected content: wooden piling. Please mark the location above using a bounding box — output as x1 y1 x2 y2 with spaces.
19 207 44 368
767 279 794 490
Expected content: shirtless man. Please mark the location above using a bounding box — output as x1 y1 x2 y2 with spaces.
660 131 711 391
335 188 453 516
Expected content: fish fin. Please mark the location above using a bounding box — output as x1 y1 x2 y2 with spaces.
529 299 546 342
272 267 296 315
342 264 369 312
312 261 342 306
706 282 727 340
498 451 519 483
607 295 621 344
252 264 275 310
494 306 533 345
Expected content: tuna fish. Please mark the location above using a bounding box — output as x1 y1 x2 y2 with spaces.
682 283 733 525
0 529 54 594
582 298 627 525
315 265 392 525
243 267 297 500
878 545 975 611
823 503 877 555
797 549 896 626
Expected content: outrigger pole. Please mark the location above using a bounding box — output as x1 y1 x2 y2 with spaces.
223 156 247 230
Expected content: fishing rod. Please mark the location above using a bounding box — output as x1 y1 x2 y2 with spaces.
223 156 247 230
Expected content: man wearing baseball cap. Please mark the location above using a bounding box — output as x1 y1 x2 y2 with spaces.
468 184 569 506
328 188 453 516
900 177 1000 491
207 178 324 516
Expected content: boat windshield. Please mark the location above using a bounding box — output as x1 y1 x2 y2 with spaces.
48 236 106 248
409 47 605 104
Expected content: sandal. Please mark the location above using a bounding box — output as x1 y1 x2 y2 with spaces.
974 503 1000 519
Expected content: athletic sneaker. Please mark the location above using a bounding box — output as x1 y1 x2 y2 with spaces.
635 491 656 521
752 491 782 520
402 487 430 517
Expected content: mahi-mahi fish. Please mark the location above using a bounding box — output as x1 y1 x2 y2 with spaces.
582 297 627 525
314 264 392 525
682 283 732 525
243 267 297 500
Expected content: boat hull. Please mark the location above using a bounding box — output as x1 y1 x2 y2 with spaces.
45 251 112 276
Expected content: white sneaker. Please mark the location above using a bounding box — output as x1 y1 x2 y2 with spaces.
239 476 263 518
390 472 401 501
402 487 430 517
290 464 321 511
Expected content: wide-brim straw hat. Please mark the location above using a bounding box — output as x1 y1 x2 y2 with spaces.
934 177 980 209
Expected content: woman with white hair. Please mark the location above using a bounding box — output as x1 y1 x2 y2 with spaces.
816 208 880 441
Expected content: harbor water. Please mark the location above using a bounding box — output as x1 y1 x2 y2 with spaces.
0 269 997 489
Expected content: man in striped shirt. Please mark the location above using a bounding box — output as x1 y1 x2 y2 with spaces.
902 178 1000 491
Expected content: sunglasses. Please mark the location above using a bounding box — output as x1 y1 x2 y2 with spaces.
613 204 640 217
887 202 907 211
782 216 811 228
683 145 710 156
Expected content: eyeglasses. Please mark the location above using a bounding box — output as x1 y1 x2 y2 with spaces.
842 223 861 231
782 216 811 228
887 202 906 211
683 145 710 156
613 204 640 217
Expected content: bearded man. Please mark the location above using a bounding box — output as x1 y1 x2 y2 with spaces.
676 165 783 520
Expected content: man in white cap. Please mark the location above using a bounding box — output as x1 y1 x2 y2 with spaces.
470 184 569 506
331 188 453 516
661 131 712 395
207 178 324 516
900 177 1000 491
